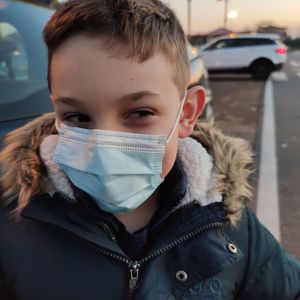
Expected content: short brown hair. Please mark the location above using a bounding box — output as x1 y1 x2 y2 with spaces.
43 0 189 94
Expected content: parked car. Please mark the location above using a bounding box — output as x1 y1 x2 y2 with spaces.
0 0 213 141
199 33 288 80
0 0 54 140
188 44 213 120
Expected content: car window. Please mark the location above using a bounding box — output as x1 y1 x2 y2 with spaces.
230 38 253 47
230 38 276 47
205 39 234 51
0 1 53 122
253 38 276 45
0 22 28 81
205 38 277 50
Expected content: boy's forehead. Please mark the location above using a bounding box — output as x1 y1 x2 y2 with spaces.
53 34 175 71
50 35 180 100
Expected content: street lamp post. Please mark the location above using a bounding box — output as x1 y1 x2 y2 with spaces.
187 0 232 34
187 0 192 36
224 0 229 29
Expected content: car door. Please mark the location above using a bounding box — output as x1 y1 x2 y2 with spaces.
229 38 263 67
201 39 228 70
201 38 246 70
201 39 237 70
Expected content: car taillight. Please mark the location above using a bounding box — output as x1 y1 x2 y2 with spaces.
276 48 287 55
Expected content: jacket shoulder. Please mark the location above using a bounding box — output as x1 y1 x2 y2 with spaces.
233 207 300 299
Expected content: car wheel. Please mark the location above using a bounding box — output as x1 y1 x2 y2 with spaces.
251 60 274 80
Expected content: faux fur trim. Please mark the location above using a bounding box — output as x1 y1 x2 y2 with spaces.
39 133 222 208
177 138 222 207
0 113 253 224
0 113 57 213
192 122 253 224
39 135 74 200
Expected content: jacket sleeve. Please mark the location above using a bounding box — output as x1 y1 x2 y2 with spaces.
238 208 300 300
0 218 16 300
0 266 16 300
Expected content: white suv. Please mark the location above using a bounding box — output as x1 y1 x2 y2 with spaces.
199 34 287 80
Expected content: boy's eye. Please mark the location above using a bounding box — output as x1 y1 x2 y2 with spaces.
127 109 154 119
63 113 91 124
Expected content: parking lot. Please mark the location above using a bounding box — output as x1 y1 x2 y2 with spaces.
209 51 300 259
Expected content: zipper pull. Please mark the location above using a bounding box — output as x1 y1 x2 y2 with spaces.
129 261 141 291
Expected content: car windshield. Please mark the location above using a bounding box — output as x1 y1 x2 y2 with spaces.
0 0 53 122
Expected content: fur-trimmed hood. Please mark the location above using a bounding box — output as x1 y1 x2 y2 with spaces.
0 113 253 224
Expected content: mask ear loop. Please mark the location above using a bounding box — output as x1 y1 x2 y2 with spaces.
166 91 187 143
55 118 62 132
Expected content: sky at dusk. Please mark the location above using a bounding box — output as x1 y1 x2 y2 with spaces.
164 0 300 37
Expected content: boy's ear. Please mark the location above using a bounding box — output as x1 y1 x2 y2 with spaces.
50 94 55 106
178 86 206 138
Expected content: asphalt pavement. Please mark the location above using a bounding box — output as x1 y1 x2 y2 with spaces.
273 51 300 259
208 52 300 259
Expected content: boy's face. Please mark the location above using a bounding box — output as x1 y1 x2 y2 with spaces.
50 35 205 178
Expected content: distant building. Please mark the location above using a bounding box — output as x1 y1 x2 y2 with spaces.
189 28 237 47
207 27 232 38
189 27 257 47
188 34 208 47
257 26 288 39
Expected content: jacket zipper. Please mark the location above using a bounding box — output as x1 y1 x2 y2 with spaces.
129 221 223 290
56 193 225 292
63 220 224 293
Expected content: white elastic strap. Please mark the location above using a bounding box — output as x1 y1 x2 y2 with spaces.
55 118 61 131
166 91 187 143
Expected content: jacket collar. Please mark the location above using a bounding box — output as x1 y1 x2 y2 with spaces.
0 113 253 224
21 192 128 256
20 192 240 288
20 191 229 259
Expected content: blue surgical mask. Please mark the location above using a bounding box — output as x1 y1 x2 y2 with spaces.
54 95 185 213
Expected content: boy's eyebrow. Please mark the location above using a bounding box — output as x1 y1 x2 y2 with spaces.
54 91 160 105
120 91 160 102
54 96 82 105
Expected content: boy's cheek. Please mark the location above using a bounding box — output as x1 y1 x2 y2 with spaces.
161 135 178 178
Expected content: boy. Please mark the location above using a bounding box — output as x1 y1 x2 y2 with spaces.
0 0 299 299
